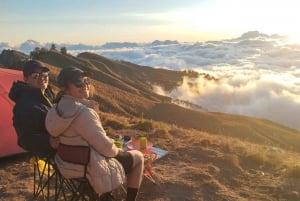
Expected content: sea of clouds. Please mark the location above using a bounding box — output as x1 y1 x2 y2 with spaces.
2 31 300 130
86 31 300 131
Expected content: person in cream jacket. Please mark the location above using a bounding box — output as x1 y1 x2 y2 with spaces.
46 67 144 201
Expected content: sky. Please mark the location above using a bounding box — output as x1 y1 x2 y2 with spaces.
2 0 300 46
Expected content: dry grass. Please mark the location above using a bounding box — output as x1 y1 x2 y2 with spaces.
102 116 129 130
2 115 300 200
131 119 154 132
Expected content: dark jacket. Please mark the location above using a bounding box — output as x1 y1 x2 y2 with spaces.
9 81 55 154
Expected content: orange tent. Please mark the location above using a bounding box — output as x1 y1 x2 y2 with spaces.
0 68 25 157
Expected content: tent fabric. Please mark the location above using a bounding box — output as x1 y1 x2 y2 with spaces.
0 68 25 157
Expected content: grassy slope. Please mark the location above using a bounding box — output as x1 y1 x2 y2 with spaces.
0 49 28 69
146 102 300 152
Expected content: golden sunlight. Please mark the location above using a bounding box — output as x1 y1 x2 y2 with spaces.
169 0 300 41
287 33 300 44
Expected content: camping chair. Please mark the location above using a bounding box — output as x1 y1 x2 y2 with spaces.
55 144 101 201
55 144 120 201
30 152 82 201
30 152 58 201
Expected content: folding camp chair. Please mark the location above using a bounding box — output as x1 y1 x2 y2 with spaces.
55 144 103 201
55 144 120 201
30 153 58 201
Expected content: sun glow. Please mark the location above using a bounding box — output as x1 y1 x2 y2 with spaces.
161 0 300 42
286 33 300 44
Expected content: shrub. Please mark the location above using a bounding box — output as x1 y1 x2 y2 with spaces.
154 128 169 135
244 153 266 168
264 153 283 168
131 120 154 132
287 165 300 179
103 118 128 130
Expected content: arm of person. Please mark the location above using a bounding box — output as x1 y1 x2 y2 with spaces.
16 104 54 153
49 136 59 149
75 108 119 158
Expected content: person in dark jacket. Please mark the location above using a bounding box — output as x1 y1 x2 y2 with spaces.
9 60 58 154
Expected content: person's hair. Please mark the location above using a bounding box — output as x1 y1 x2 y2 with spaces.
89 84 95 98
54 90 65 103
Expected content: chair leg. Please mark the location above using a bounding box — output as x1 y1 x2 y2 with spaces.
66 181 100 201
33 156 49 200
31 155 57 201
55 171 68 201
55 171 81 201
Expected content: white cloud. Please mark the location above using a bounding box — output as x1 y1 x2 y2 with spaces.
165 69 300 130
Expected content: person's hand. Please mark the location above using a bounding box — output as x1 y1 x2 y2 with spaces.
89 100 100 113
49 136 59 149
118 148 124 154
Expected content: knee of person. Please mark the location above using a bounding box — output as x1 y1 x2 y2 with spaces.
132 150 144 164
137 151 144 163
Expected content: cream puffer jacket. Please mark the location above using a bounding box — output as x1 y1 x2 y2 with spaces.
45 95 125 194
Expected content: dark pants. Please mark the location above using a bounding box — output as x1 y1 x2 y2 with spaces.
115 152 133 174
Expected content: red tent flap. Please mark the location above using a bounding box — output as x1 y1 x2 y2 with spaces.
0 68 25 157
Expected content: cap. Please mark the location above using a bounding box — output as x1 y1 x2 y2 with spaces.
57 67 91 88
23 60 49 77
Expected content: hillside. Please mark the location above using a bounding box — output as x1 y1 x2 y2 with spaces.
2 49 300 200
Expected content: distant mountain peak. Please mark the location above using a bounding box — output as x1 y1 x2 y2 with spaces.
150 40 179 46
240 31 269 39
19 40 43 53
23 39 40 44
101 42 139 49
